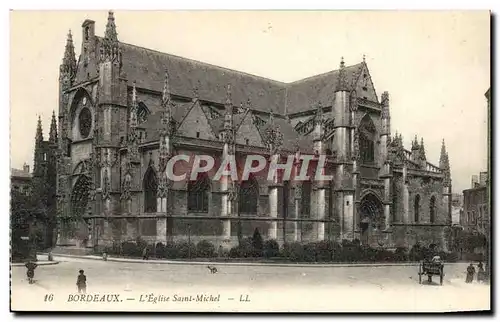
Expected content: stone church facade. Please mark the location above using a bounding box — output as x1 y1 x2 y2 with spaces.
54 12 453 250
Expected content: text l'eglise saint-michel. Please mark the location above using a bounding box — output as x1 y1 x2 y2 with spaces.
139 293 221 304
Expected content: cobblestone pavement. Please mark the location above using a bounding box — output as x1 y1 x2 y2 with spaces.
10 256 490 312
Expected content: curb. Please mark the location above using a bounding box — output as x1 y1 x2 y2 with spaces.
11 261 60 267
43 253 463 268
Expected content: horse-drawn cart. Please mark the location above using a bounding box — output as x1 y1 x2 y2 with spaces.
418 260 444 285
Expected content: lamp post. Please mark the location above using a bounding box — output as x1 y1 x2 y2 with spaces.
188 224 191 259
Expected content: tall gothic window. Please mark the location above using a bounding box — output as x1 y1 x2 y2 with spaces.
79 107 92 139
359 115 376 164
429 196 436 223
238 176 259 214
187 174 210 212
71 175 91 218
143 166 158 213
137 102 150 124
301 181 312 217
414 194 420 222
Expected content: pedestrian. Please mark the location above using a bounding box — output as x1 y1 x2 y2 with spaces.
76 269 87 293
25 260 38 284
142 247 149 260
477 261 485 282
465 263 475 283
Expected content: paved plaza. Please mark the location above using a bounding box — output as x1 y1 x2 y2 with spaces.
11 256 490 312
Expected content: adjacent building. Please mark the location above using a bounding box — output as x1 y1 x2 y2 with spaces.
461 173 489 234
52 12 453 250
10 164 32 195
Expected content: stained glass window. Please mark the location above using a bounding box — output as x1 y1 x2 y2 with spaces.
187 174 210 212
359 115 376 164
71 175 91 218
238 176 259 214
79 107 92 139
429 196 436 223
414 194 420 222
143 167 158 213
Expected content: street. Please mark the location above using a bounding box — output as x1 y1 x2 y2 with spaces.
11 256 490 312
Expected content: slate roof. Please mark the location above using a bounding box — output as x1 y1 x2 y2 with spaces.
285 63 364 114
92 37 365 116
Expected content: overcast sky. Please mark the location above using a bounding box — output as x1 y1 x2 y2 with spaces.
10 10 490 193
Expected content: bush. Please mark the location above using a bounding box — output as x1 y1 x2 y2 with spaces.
263 239 280 258
229 237 255 258
314 241 334 262
196 240 216 258
394 247 408 262
156 242 166 258
176 241 197 259
283 242 305 262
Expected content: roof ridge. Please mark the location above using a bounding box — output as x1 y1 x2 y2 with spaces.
287 62 363 85
111 38 288 86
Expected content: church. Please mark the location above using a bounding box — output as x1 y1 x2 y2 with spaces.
53 11 453 250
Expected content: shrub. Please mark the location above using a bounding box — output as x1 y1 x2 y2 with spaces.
196 240 216 258
302 243 318 262
121 241 139 257
176 241 197 259
283 242 305 262
156 242 166 258
229 237 255 258
263 239 280 258
314 241 334 262
394 247 408 262
164 242 180 259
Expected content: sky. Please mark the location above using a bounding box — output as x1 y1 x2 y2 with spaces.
9 10 490 193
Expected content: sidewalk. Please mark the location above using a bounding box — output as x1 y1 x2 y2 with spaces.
42 252 463 268
11 260 60 267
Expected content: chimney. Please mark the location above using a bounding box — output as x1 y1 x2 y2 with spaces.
471 175 479 188
23 163 30 174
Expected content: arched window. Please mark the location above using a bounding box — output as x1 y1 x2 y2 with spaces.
137 102 150 124
414 194 420 222
429 196 436 223
301 181 312 217
358 115 376 164
238 176 259 214
143 166 158 213
187 174 210 212
71 175 91 218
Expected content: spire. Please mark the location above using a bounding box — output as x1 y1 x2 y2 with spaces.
130 81 138 129
36 115 44 144
60 29 77 78
336 56 349 92
363 54 366 63
315 101 323 125
412 135 419 150
162 69 171 108
269 109 275 125
439 139 451 185
225 84 232 115
381 91 390 119
419 138 426 161
104 11 118 42
49 111 58 143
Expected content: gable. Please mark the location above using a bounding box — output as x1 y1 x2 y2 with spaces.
352 63 379 103
176 100 216 140
235 112 264 147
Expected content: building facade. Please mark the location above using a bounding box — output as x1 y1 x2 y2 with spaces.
461 174 489 235
11 164 32 195
54 12 453 250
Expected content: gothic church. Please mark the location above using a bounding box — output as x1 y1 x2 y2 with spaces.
53 12 453 250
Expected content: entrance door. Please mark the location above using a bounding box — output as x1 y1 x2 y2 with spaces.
358 193 384 247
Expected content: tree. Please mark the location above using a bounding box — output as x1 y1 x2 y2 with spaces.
252 228 263 257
